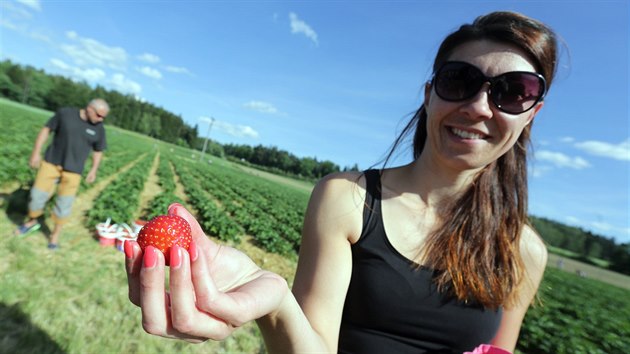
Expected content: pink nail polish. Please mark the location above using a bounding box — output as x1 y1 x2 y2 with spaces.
143 246 157 268
189 241 198 262
124 240 134 259
170 245 182 268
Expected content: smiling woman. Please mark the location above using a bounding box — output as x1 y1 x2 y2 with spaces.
123 10 560 354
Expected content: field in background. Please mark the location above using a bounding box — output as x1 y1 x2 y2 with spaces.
1 99 628 353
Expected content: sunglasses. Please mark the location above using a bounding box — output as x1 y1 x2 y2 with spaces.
432 61 547 114
90 106 107 119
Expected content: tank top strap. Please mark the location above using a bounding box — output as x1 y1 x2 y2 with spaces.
361 169 382 238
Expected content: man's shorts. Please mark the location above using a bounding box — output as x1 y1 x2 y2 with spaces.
28 160 82 225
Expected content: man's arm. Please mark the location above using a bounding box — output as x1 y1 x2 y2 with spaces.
29 127 51 168
85 151 103 183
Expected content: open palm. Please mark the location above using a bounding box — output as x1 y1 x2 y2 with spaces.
125 203 288 342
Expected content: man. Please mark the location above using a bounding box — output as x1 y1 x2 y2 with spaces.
15 98 109 250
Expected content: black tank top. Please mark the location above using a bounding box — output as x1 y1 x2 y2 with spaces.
338 170 502 354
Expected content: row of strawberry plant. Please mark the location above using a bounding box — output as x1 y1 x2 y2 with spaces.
519 267 630 353
85 153 154 228
0 103 48 186
78 151 140 193
172 160 242 243
181 160 301 255
197 163 305 250
211 170 304 251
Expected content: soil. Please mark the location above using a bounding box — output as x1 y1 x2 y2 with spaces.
136 153 162 220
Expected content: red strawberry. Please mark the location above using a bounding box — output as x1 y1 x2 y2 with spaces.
136 214 192 266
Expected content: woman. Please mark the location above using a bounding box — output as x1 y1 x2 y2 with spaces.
125 11 557 353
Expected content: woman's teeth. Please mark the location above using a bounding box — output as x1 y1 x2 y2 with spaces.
451 127 484 139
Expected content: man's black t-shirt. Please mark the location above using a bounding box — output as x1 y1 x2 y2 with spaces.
43 107 107 174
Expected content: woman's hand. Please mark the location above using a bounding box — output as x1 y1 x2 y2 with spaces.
125 203 289 342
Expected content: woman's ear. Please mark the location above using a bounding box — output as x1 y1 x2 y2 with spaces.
526 101 545 125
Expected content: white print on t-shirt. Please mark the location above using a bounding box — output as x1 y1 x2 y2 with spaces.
86 128 96 136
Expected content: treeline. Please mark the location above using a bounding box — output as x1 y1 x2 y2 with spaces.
0 59 347 178
531 216 630 275
223 144 359 179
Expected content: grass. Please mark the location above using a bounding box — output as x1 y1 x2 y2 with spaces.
0 206 268 354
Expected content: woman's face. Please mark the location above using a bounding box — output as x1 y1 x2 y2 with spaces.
423 40 543 173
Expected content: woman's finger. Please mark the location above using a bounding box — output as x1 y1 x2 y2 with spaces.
167 203 220 254
187 241 288 327
139 246 171 336
125 240 143 306
168 244 234 340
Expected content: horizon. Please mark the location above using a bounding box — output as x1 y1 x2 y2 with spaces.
1 0 628 243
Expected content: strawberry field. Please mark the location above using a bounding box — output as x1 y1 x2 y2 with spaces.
1 98 629 353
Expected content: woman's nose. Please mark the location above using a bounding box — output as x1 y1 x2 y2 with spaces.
459 83 493 120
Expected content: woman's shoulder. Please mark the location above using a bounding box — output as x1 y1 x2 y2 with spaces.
313 170 367 195
519 224 549 281
303 171 368 244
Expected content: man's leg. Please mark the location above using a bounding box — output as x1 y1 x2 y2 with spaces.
49 169 81 246
16 161 59 235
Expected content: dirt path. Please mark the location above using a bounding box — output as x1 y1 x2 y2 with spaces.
170 161 189 204
547 253 630 290
136 153 162 220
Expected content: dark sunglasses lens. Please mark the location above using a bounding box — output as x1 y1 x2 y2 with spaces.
435 63 484 101
491 73 544 113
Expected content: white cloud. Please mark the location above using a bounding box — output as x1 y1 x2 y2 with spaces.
574 139 630 161
16 0 41 11
560 136 575 143
29 31 51 43
199 116 215 125
110 73 142 94
215 121 259 139
62 31 127 70
164 65 191 75
289 12 318 45
565 216 581 224
529 164 553 178
591 221 614 232
137 66 162 79
50 58 106 82
535 150 591 169
244 100 279 114
137 53 160 64
0 18 21 31
1 1 33 19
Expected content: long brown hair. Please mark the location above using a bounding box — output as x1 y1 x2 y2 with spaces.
385 12 558 308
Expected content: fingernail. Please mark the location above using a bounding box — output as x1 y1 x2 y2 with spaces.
124 240 134 259
143 246 157 268
170 245 182 269
168 203 183 215
189 241 198 262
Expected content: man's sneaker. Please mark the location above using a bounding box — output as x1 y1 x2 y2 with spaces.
47 243 59 251
15 222 41 237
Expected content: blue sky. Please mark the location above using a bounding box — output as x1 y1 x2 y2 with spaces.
1 0 628 244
